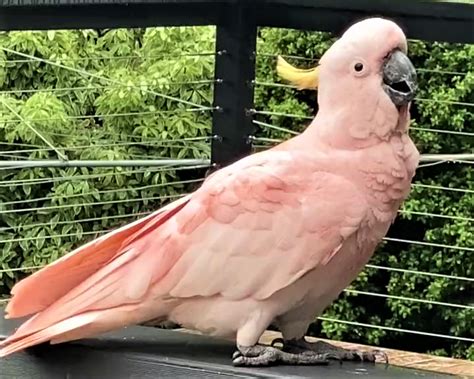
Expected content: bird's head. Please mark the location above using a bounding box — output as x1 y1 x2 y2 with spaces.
277 18 418 145
318 17 417 111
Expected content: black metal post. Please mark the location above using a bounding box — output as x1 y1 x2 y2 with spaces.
210 1 257 169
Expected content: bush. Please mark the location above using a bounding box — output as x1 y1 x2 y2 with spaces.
0 27 215 293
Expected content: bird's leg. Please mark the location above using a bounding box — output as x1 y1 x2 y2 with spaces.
271 337 388 363
232 343 332 366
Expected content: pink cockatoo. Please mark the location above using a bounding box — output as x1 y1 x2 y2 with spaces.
0 17 419 366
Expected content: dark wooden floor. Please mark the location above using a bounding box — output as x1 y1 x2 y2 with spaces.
0 314 456 379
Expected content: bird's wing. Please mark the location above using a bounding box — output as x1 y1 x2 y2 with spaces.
167 151 369 300
2 150 367 349
5 194 191 319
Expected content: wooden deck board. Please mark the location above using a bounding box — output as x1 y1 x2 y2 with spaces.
262 331 474 378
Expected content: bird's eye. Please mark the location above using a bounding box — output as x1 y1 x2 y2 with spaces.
350 59 369 77
354 63 364 72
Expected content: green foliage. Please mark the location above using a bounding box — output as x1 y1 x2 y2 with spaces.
255 28 473 360
0 26 214 292
0 25 472 360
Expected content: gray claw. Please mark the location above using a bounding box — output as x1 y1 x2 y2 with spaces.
271 337 285 347
232 350 242 359
232 346 279 367
325 353 343 362
374 349 389 364
343 349 388 363
355 350 370 362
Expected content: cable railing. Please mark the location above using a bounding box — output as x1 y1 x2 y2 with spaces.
251 120 474 166
0 195 189 244
0 178 203 208
382 237 473 253
0 81 216 95
2 51 217 65
0 163 211 187
0 108 215 125
254 80 474 107
411 183 474 194
0 47 214 112
0 137 211 151
0 158 211 170
251 109 474 137
364 264 474 282
343 289 473 310
0 211 152 233
316 317 474 343
0 137 213 160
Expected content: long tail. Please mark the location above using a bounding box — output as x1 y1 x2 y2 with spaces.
0 304 149 357
0 195 190 357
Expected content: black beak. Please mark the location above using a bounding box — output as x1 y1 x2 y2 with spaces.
382 49 417 107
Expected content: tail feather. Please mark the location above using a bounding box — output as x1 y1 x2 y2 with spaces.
0 311 100 357
6 195 190 320
1 194 191 357
0 298 159 358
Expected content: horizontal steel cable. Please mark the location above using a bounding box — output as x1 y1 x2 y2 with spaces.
0 136 212 156
343 289 473 310
254 81 474 106
317 317 474 342
398 209 473 222
0 159 210 170
0 164 211 187
0 193 188 243
0 178 203 208
0 107 215 125
256 54 469 76
0 211 152 233
252 120 299 135
0 80 216 95
364 264 473 282
2 52 216 64
0 47 212 111
412 183 472 194
0 195 185 216
0 261 471 284
382 237 474 252
252 109 474 136
252 121 474 163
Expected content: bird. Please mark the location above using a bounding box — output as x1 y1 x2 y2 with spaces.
1 17 419 366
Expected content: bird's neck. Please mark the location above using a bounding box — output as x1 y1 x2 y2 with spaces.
300 113 379 150
303 102 408 151
294 109 418 216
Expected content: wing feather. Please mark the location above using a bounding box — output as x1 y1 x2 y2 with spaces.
167 151 368 301
2 150 367 353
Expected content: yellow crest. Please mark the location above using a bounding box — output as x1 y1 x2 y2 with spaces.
276 55 319 90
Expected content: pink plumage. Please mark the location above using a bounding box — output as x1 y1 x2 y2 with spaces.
0 17 419 363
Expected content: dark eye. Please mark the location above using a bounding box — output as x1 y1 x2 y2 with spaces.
354 63 364 72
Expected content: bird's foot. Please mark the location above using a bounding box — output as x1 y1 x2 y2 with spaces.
232 343 332 366
271 337 388 364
